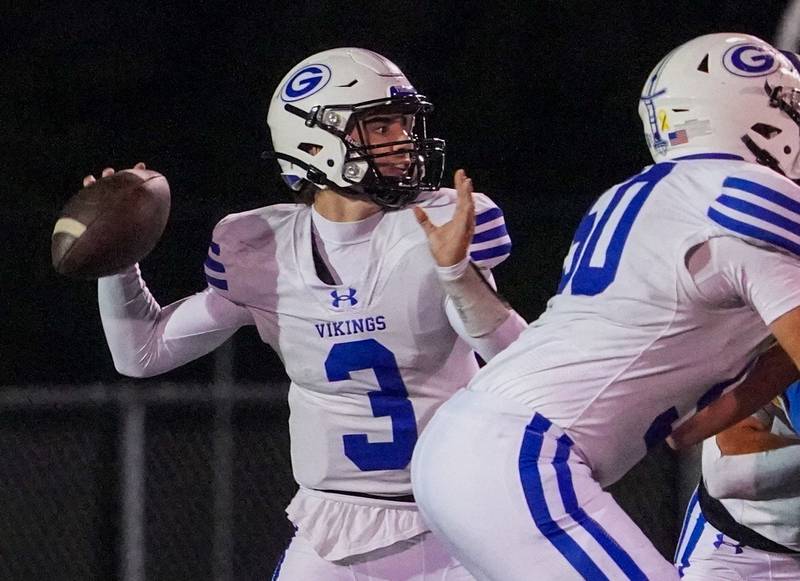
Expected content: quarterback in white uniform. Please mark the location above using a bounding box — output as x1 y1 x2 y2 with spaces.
91 49 526 579
412 33 800 580
675 381 800 579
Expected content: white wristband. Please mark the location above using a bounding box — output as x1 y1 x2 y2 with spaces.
437 260 511 337
436 255 471 282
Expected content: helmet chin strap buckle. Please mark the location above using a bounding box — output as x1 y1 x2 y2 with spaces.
304 106 321 128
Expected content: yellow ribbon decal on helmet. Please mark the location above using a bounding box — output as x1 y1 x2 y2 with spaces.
658 110 670 131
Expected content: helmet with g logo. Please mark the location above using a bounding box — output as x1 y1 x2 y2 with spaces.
639 33 800 180
266 48 446 208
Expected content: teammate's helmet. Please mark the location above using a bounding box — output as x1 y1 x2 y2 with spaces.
266 48 445 208
639 33 800 180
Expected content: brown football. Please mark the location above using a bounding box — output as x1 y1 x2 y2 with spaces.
51 168 170 278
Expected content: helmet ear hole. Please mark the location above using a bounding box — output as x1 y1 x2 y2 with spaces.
697 54 710 73
751 123 783 139
299 143 323 155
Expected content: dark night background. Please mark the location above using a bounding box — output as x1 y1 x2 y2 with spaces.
0 1 797 578
3 1 791 384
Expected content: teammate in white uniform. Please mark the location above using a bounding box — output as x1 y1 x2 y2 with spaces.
89 48 526 580
675 381 800 579
411 33 800 580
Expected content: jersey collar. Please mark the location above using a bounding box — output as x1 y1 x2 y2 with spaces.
311 205 383 245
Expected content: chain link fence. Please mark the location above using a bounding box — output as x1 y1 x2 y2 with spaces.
0 384 295 581
0 383 686 580
0 407 117 580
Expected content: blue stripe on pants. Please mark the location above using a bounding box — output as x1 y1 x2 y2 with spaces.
552 434 648 580
518 413 609 580
674 488 699 562
675 491 706 578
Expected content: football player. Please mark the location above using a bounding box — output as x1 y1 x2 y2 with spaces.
675 381 800 579
410 33 800 580
88 48 526 579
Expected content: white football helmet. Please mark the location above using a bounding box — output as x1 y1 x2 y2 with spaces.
266 47 445 208
639 33 800 180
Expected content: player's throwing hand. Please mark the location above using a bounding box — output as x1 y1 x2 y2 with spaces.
414 169 475 267
83 162 146 187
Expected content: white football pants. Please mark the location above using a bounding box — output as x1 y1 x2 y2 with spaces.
411 389 680 581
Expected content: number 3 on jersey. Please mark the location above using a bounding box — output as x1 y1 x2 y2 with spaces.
325 339 418 471
558 163 674 296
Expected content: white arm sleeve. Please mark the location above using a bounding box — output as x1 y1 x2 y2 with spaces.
442 258 527 361
687 236 800 324
98 264 254 377
702 430 800 500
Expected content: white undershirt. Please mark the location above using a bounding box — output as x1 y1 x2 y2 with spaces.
311 206 382 285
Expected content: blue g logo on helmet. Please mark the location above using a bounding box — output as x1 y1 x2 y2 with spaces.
281 64 331 102
723 44 780 77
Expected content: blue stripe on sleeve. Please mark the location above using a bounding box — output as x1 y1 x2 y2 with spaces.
723 177 800 216
204 256 226 273
210 241 221 256
475 206 504 226
716 195 800 237
206 274 228 290
472 224 509 244
707 207 800 256
552 436 648 580
518 414 608 580
470 242 512 262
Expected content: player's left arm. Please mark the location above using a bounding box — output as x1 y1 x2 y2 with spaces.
414 170 527 361
668 343 799 449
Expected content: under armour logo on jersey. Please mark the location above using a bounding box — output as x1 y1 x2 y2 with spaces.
331 288 358 308
713 534 744 554
723 44 780 77
281 64 331 102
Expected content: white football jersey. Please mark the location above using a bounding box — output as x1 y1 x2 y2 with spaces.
469 157 800 487
203 189 510 495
